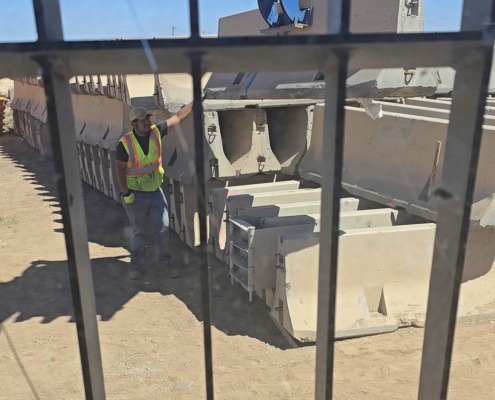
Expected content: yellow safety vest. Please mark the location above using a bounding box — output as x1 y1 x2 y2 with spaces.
119 125 164 191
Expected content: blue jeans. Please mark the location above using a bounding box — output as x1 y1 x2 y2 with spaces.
122 187 170 267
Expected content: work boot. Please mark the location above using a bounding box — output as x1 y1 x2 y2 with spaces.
129 265 141 280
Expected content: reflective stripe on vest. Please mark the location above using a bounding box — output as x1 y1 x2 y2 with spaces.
120 125 162 176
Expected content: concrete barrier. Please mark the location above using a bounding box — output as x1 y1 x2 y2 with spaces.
265 105 314 176
299 104 495 225
209 180 301 256
11 77 129 202
404 97 495 118
272 224 495 341
237 202 322 226
229 217 317 301
229 208 400 302
272 224 436 341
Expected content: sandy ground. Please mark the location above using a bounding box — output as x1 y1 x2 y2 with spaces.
1 132 495 399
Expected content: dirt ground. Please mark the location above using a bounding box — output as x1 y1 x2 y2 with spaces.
1 132 495 400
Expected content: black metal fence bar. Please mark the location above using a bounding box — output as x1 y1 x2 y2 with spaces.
188 1 215 397
41 62 106 400
418 2 495 399
314 2 349 398
190 52 215 399
314 54 349 400
33 1 106 399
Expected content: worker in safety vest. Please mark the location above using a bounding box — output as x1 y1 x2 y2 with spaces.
115 103 193 280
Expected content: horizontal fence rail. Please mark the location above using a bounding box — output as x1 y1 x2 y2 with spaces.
0 32 491 77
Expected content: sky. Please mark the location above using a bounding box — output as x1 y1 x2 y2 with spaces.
0 0 464 42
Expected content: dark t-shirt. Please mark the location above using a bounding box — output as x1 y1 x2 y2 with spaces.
115 121 168 163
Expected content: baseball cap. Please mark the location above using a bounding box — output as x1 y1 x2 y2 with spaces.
129 107 152 122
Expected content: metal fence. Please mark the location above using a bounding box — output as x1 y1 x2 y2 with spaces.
1 0 494 398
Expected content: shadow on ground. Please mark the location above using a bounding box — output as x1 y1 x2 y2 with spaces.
0 133 291 349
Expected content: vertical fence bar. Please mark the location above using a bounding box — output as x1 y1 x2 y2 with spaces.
33 0 106 399
189 5 213 397
460 0 495 30
32 0 63 41
314 53 348 400
189 0 200 38
190 53 215 400
314 1 350 398
418 1 495 397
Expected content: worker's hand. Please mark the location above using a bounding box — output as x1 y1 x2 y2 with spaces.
123 192 135 205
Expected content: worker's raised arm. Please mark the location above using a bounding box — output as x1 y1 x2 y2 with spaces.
166 101 193 128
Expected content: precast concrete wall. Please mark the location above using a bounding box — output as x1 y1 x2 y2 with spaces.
209 181 301 258
265 105 313 176
271 224 495 341
11 74 197 203
162 99 318 184
11 81 51 157
229 208 400 302
155 73 211 114
272 224 436 341
229 217 318 301
377 100 495 127
236 202 322 226
436 66 495 95
404 97 495 118
11 77 132 202
218 108 281 177
167 176 301 248
299 104 495 225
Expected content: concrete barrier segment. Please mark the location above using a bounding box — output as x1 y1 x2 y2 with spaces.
11 78 129 202
272 224 436 341
375 101 495 127
208 180 301 257
203 111 237 179
265 105 314 176
182 178 293 248
163 177 181 235
404 96 495 118
236 202 322 226
272 223 495 341
346 68 438 99
230 207 401 302
299 104 495 225
225 188 321 222
155 73 211 114
260 214 320 228
235 197 379 228
162 114 207 185
217 108 281 177
96 147 111 198
436 66 495 95
229 216 318 301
